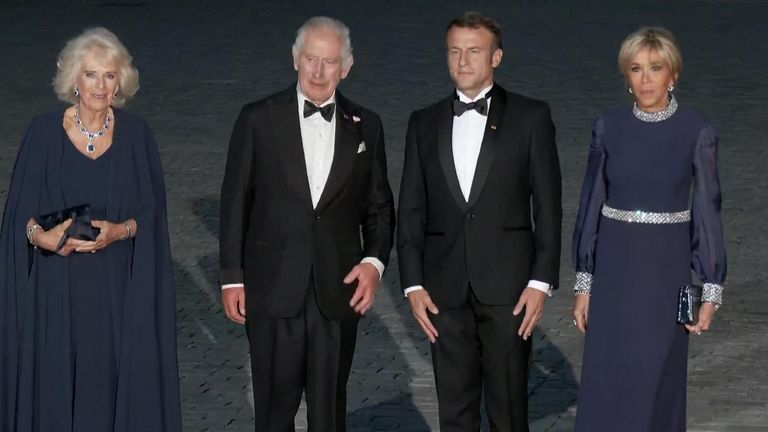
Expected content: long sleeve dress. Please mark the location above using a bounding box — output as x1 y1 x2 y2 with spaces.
571 100 726 432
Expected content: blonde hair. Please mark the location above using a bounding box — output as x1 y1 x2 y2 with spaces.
618 27 683 84
53 27 139 107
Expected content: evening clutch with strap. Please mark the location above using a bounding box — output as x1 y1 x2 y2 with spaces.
677 284 702 325
38 204 100 242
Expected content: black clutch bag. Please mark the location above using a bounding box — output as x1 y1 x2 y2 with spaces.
677 284 702 325
38 204 100 242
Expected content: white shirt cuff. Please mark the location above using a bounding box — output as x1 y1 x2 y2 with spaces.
361 257 385 280
528 279 553 297
403 285 424 298
405 281 550 299
221 283 244 291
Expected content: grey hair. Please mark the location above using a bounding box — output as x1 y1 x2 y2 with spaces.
292 16 353 68
53 27 140 107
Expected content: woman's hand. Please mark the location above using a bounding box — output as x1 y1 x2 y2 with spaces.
74 220 131 253
685 303 718 335
573 294 590 333
32 218 78 256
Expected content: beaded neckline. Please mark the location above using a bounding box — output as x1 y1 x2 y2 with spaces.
633 95 678 123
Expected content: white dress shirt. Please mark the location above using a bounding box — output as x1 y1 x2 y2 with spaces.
404 85 552 298
298 90 337 209
221 85 384 290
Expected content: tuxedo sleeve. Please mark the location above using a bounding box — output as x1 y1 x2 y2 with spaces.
397 112 427 292
528 104 562 289
219 107 255 285
360 113 395 267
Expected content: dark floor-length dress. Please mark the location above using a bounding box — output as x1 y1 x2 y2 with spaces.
571 104 726 432
0 108 181 432
60 140 129 429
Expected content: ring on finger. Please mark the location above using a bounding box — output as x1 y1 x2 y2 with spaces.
572 319 578 326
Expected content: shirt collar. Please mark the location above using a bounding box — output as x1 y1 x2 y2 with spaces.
456 84 494 103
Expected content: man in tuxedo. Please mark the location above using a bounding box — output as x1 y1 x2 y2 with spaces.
219 16 394 431
397 12 562 431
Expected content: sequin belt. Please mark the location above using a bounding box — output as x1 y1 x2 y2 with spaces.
601 204 690 224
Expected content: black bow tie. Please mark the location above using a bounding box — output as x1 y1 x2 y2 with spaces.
303 100 335 122
453 93 490 117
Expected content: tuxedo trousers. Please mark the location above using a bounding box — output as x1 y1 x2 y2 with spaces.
430 290 532 432
246 278 359 432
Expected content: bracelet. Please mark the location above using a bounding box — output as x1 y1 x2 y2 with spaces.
121 221 132 240
26 224 43 247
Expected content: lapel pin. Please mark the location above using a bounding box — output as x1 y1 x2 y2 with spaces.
490 125 497 130
352 115 361 123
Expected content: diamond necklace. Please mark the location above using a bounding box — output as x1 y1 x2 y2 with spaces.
75 104 111 153
632 94 678 123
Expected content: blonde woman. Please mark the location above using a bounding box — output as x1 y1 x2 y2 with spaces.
571 27 726 431
0 28 180 431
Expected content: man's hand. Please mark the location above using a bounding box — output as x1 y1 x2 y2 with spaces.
345 262 380 315
407 289 439 343
513 287 547 340
222 286 246 325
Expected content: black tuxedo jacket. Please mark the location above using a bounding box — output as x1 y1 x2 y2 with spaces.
397 84 562 308
220 85 395 319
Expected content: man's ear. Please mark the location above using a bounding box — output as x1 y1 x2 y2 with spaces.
292 49 300 72
491 48 503 69
341 56 354 79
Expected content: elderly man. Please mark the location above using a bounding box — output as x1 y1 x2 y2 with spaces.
219 16 394 431
397 12 562 431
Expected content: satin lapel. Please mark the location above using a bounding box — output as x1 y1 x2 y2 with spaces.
271 90 313 211
437 97 468 211
314 93 360 214
467 87 506 208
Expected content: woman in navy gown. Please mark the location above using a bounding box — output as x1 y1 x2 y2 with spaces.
0 28 180 431
571 27 726 431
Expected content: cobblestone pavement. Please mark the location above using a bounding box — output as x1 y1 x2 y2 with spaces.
1 1 767 430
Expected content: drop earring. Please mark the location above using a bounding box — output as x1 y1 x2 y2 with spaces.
74 86 79 97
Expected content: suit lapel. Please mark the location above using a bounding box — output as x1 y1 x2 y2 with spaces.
466 85 506 208
437 95 469 211
314 91 361 214
271 87 313 211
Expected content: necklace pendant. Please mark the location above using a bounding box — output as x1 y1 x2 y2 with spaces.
87 142 95 153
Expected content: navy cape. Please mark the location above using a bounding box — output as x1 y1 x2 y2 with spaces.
0 108 181 431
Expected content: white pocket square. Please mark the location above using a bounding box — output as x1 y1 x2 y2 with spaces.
357 141 367 154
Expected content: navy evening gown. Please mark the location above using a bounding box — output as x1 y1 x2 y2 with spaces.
571 102 726 432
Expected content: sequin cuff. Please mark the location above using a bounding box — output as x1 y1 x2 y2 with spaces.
702 283 724 305
574 272 593 295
